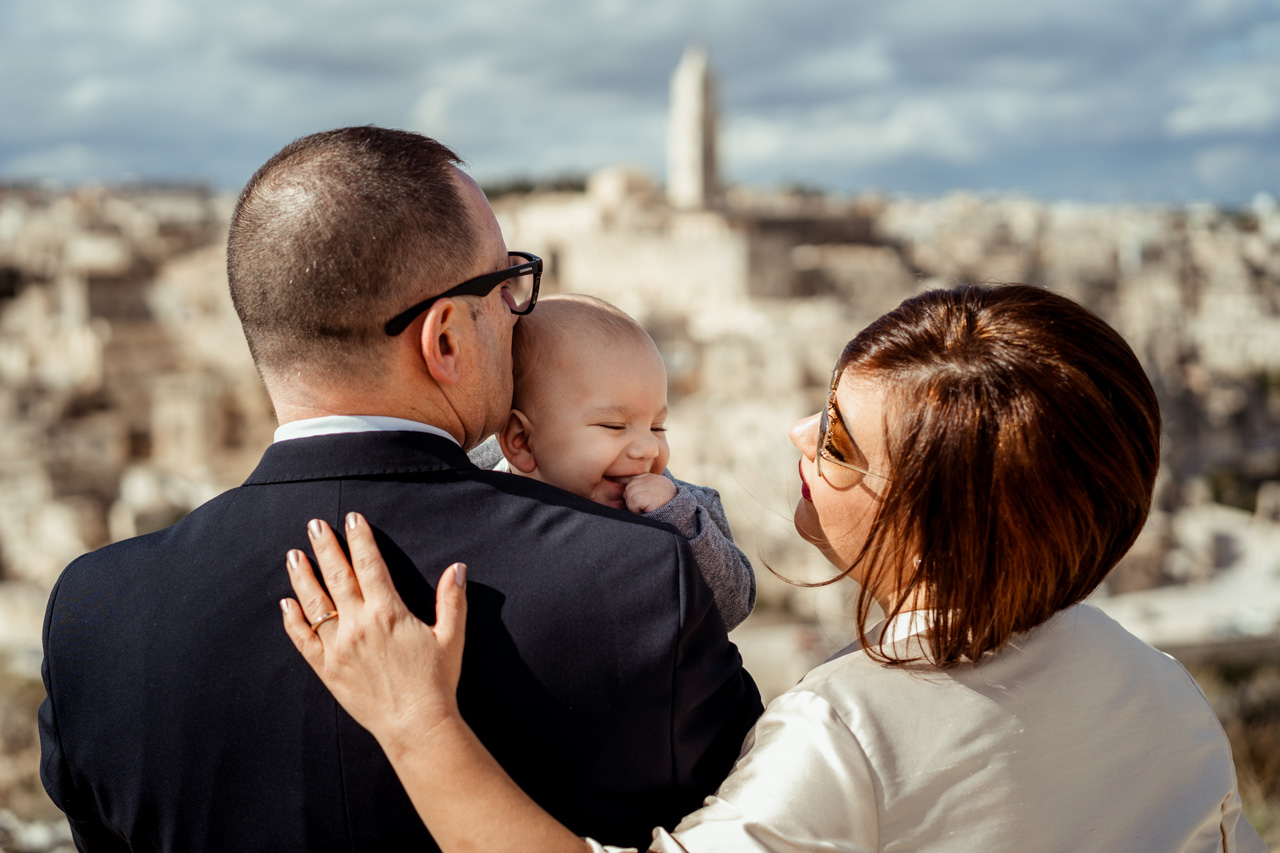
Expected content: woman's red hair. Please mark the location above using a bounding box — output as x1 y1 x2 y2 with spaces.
840 284 1161 666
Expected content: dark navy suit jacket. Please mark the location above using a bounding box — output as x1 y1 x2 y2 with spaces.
39 431 762 851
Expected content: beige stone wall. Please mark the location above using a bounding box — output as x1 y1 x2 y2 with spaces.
0 186 272 589
1 178 1278 649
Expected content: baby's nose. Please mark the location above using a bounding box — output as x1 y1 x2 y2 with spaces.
627 431 659 459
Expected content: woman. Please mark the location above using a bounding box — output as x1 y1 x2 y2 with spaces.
280 284 1266 851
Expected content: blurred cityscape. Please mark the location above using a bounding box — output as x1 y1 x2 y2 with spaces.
0 47 1277 848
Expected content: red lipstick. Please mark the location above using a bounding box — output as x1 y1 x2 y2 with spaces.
799 460 812 502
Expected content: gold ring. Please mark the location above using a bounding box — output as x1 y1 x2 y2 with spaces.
311 611 339 632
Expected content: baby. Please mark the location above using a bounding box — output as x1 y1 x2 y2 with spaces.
469 293 755 630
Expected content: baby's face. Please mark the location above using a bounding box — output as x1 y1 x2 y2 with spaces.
522 338 670 510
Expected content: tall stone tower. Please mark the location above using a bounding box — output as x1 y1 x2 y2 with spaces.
666 45 719 210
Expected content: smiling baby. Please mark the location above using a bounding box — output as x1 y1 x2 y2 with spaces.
471 293 755 630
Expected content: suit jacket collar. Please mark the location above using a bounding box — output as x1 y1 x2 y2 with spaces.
244 430 475 486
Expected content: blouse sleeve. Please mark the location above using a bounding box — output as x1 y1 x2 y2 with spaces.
585 687 881 853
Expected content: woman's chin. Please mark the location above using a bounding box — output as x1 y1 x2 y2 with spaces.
793 503 822 545
794 509 847 569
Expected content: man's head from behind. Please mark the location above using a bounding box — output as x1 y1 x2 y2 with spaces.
227 126 479 392
498 294 671 510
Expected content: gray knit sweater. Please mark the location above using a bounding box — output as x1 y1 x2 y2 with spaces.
468 437 756 630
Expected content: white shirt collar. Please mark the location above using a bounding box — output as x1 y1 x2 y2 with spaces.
827 609 935 663
273 415 461 446
870 609 934 645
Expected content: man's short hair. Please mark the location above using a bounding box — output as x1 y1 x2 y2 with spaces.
511 294 658 411
227 126 476 380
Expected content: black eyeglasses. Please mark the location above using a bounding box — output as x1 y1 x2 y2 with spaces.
384 251 542 336
817 368 891 486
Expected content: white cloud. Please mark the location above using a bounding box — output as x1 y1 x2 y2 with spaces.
1166 73 1280 136
788 38 896 88
409 60 504 150
62 78 112 114
117 0 194 43
1192 143 1280 195
726 98 980 174
1190 0 1261 22
1194 144 1247 185
1 0 1278 202
4 144 120 182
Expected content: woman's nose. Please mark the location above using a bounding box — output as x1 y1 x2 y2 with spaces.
790 413 820 459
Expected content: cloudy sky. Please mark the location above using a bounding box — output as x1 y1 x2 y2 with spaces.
2 0 1278 204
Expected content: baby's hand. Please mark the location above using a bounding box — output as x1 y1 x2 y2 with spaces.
623 473 677 514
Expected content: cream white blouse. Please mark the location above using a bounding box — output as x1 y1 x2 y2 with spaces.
590 604 1266 852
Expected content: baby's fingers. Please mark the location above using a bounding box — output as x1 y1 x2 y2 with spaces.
623 473 676 514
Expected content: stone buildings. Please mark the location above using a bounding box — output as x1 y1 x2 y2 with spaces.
0 51 1277 671
0 184 273 597
490 176 1280 643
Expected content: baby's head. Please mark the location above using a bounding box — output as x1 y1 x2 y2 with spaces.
497 294 670 510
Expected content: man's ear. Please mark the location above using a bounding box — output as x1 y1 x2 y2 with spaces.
419 300 462 386
497 409 538 474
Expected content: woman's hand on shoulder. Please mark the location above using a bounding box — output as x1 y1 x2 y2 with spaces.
280 512 467 755
281 515 593 853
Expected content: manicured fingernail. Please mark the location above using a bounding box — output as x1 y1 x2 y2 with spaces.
280 599 292 613
287 550 302 570
453 562 467 588
346 512 359 530
308 519 323 538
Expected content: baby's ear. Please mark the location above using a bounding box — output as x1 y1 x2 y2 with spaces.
497 409 538 474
